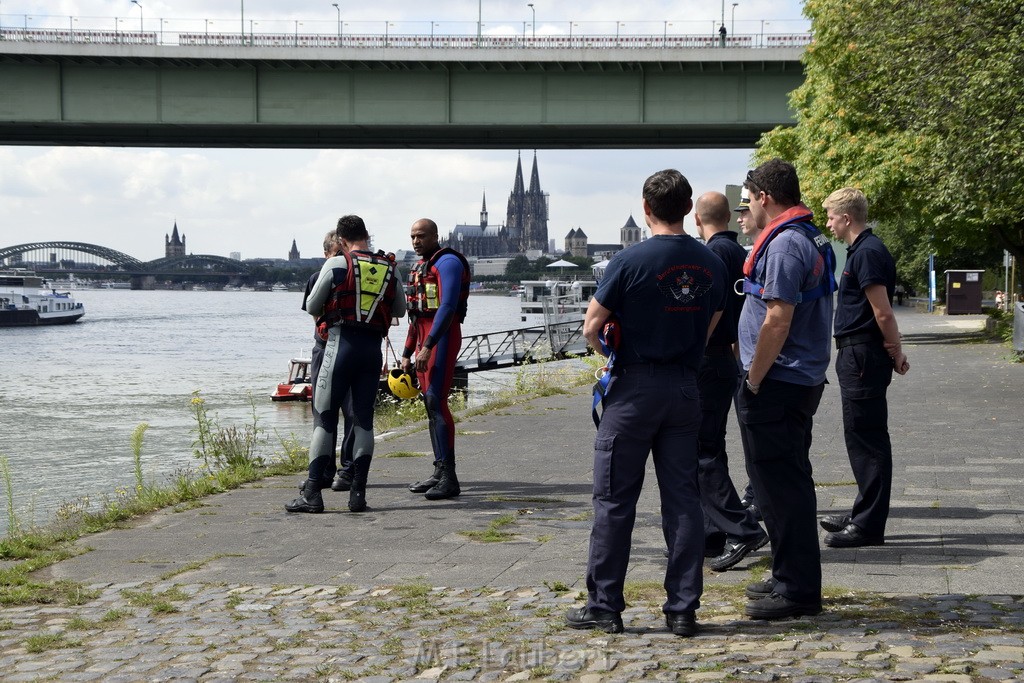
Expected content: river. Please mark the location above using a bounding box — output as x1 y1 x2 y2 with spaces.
0 289 540 534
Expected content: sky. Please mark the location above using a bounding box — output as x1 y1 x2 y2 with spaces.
0 1 809 263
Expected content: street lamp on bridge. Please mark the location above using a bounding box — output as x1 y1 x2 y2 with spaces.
527 3 535 39
331 3 340 41
130 0 142 33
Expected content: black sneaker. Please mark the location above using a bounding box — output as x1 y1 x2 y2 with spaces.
708 531 769 572
665 610 697 637
744 577 777 600
565 607 623 634
745 592 822 620
819 514 851 533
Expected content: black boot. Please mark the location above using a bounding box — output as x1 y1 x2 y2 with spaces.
424 459 460 500
348 454 370 512
409 462 442 493
331 470 353 492
285 478 324 513
348 481 367 512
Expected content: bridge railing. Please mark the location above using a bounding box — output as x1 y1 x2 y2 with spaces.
0 27 157 45
5 27 808 50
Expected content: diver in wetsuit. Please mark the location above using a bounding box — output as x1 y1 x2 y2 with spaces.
401 218 470 501
287 215 405 513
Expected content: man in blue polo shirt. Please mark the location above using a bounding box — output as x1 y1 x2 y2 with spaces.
565 169 725 637
820 187 910 548
737 159 836 620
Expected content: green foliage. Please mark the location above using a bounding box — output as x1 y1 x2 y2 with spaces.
130 423 149 492
1 455 16 538
189 391 266 470
759 0 1024 294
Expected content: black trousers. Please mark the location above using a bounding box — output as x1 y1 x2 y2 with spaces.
836 343 894 536
737 377 824 604
697 353 762 542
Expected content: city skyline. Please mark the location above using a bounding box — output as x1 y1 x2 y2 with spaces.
0 0 807 261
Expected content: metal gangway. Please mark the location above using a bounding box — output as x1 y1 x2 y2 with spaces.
454 305 593 375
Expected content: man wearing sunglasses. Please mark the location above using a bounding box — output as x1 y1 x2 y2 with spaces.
736 159 837 620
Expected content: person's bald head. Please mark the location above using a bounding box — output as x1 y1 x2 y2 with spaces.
693 191 732 241
410 218 440 257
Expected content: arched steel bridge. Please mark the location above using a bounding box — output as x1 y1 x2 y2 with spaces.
0 241 250 275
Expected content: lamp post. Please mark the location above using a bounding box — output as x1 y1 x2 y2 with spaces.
477 0 481 46
527 3 535 38
331 3 340 41
131 0 142 33
731 3 738 35
240 0 244 39
760 19 769 47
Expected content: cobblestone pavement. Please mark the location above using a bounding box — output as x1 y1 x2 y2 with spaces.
4 308 1024 681
2 581 1024 682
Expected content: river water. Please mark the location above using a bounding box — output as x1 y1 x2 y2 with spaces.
0 289 538 534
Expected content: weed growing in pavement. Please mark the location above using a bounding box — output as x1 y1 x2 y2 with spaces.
383 451 429 458
459 513 518 542
25 631 80 653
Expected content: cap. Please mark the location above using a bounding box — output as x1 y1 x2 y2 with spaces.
733 187 750 212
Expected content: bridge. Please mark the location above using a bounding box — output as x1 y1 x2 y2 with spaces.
0 23 807 149
0 241 251 283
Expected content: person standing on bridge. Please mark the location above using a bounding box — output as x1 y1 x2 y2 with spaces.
820 187 909 548
565 169 725 637
402 218 471 501
692 191 768 572
287 215 405 514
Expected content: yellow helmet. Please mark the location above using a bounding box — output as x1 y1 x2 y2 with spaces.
387 368 420 400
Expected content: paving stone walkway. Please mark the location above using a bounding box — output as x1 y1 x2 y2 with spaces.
2 307 1023 682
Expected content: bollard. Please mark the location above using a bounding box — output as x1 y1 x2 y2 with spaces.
1014 301 1024 353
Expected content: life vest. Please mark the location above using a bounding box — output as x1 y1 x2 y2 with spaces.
739 206 837 304
321 249 398 335
406 247 470 322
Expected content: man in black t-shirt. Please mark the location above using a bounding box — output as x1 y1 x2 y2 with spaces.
821 187 910 548
565 170 725 638
693 191 768 571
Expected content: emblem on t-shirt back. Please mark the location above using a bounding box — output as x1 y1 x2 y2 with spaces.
657 266 712 305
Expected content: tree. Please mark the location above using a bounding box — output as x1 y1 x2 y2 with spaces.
757 0 1024 292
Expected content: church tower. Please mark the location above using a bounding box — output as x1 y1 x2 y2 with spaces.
288 239 300 262
165 222 186 258
620 215 643 248
480 191 488 229
505 151 549 253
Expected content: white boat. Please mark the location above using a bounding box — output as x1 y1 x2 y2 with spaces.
518 278 598 325
271 282 288 292
0 270 85 327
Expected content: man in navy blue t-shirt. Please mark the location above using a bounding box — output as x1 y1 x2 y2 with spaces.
820 187 909 548
565 169 725 638
693 191 768 572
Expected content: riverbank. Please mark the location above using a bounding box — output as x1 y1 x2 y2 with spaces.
3 307 1023 681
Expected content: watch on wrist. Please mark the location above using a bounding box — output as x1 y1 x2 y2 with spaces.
745 378 760 395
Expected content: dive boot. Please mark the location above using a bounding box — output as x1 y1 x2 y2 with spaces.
348 482 367 512
331 470 353 492
285 479 325 513
424 460 461 500
409 462 442 493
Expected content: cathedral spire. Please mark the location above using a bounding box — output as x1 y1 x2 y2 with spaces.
513 150 525 195
528 150 542 194
480 191 488 229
